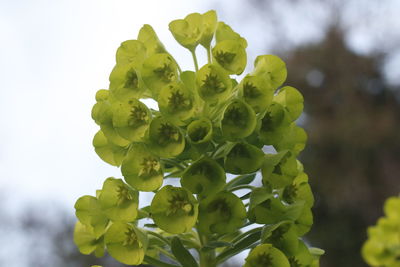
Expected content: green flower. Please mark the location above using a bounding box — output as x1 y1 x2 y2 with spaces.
262 151 299 188
224 142 265 174
258 102 291 146
112 98 151 142
115 39 146 66
198 191 246 234
121 143 163 192
104 222 148 265
238 75 274 113
92 130 128 167
142 53 178 98
274 124 307 156
91 90 112 126
73 221 105 257
281 172 314 208
199 10 217 49
244 244 290 267
215 21 247 48
98 177 139 222
137 24 167 56
150 186 198 234
169 12 204 51
148 116 185 158
252 55 287 89
221 99 256 140
181 157 226 196
158 81 195 123
74 195 109 238
109 63 147 100
261 221 299 256
196 63 232 104
212 39 247 75
187 118 213 144
274 86 304 122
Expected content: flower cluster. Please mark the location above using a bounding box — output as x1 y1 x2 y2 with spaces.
74 10 323 266
362 196 400 267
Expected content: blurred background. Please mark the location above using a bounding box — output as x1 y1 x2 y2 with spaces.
0 0 399 266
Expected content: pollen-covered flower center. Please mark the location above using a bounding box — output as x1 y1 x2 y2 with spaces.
243 82 261 98
257 252 273 266
214 50 236 67
139 157 160 177
123 227 138 246
129 105 148 126
168 90 190 110
154 63 175 83
116 185 133 204
168 194 193 215
202 73 225 93
207 199 231 219
124 69 139 89
158 123 179 144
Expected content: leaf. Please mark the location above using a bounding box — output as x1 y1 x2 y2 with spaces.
225 173 256 190
171 237 199 267
202 241 233 251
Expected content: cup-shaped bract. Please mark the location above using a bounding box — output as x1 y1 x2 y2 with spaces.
274 124 307 155
199 10 217 49
274 86 304 122
215 21 247 48
287 240 317 267
92 91 112 126
258 102 291 145
109 63 147 100
224 142 265 174
137 24 167 56
150 186 198 234
98 178 139 222
187 118 213 144
181 157 226 196
93 130 128 167
104 222 147 265
73 221 105 257
212 40 247 75
238 75 274 113
244 244 290 267
158 81 195 123
148 117 185 158
74 195 109 238
198 191 246 234
142 53 178 98
112 98 151 142
196 64 232 103
261 221 299 256
262 151 299 188
252 55 287 89
169 12 203 51
282 172 314 207
121 143 163 192
115 40 146 66
221 99 256 140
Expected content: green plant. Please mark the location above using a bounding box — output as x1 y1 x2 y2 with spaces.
362 196 400 267
74 10 323 267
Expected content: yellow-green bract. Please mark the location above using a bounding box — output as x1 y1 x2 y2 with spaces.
73 9 322 267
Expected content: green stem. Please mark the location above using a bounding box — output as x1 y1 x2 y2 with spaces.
198 233 217 267
191 49 199 72
206 46 212 64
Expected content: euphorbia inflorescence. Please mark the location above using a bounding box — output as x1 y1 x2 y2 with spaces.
74 10 323 267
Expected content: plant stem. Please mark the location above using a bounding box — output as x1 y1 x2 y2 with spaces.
199 234 217 267
206 46 212 64
191 49 199 72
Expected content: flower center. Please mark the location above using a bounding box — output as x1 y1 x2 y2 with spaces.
123 227 138 246
139 157 160 177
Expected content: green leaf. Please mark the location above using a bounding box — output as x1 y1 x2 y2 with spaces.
144 255 180 267
224 142 264 174
171 237 199 267
202 241 233 251
221 99 256 140
198 191 247 235
212 40 247 75
104 222 147 265
181 157 226 196
274 86 304 121
98 177 139 222
244 244 290 267
252 55 287 89
121 143 163 192
92 130 128 167
74 195 109 238
225 173 256 190
150 185 198 234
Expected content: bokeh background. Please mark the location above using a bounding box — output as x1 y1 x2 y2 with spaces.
1 0 399 266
